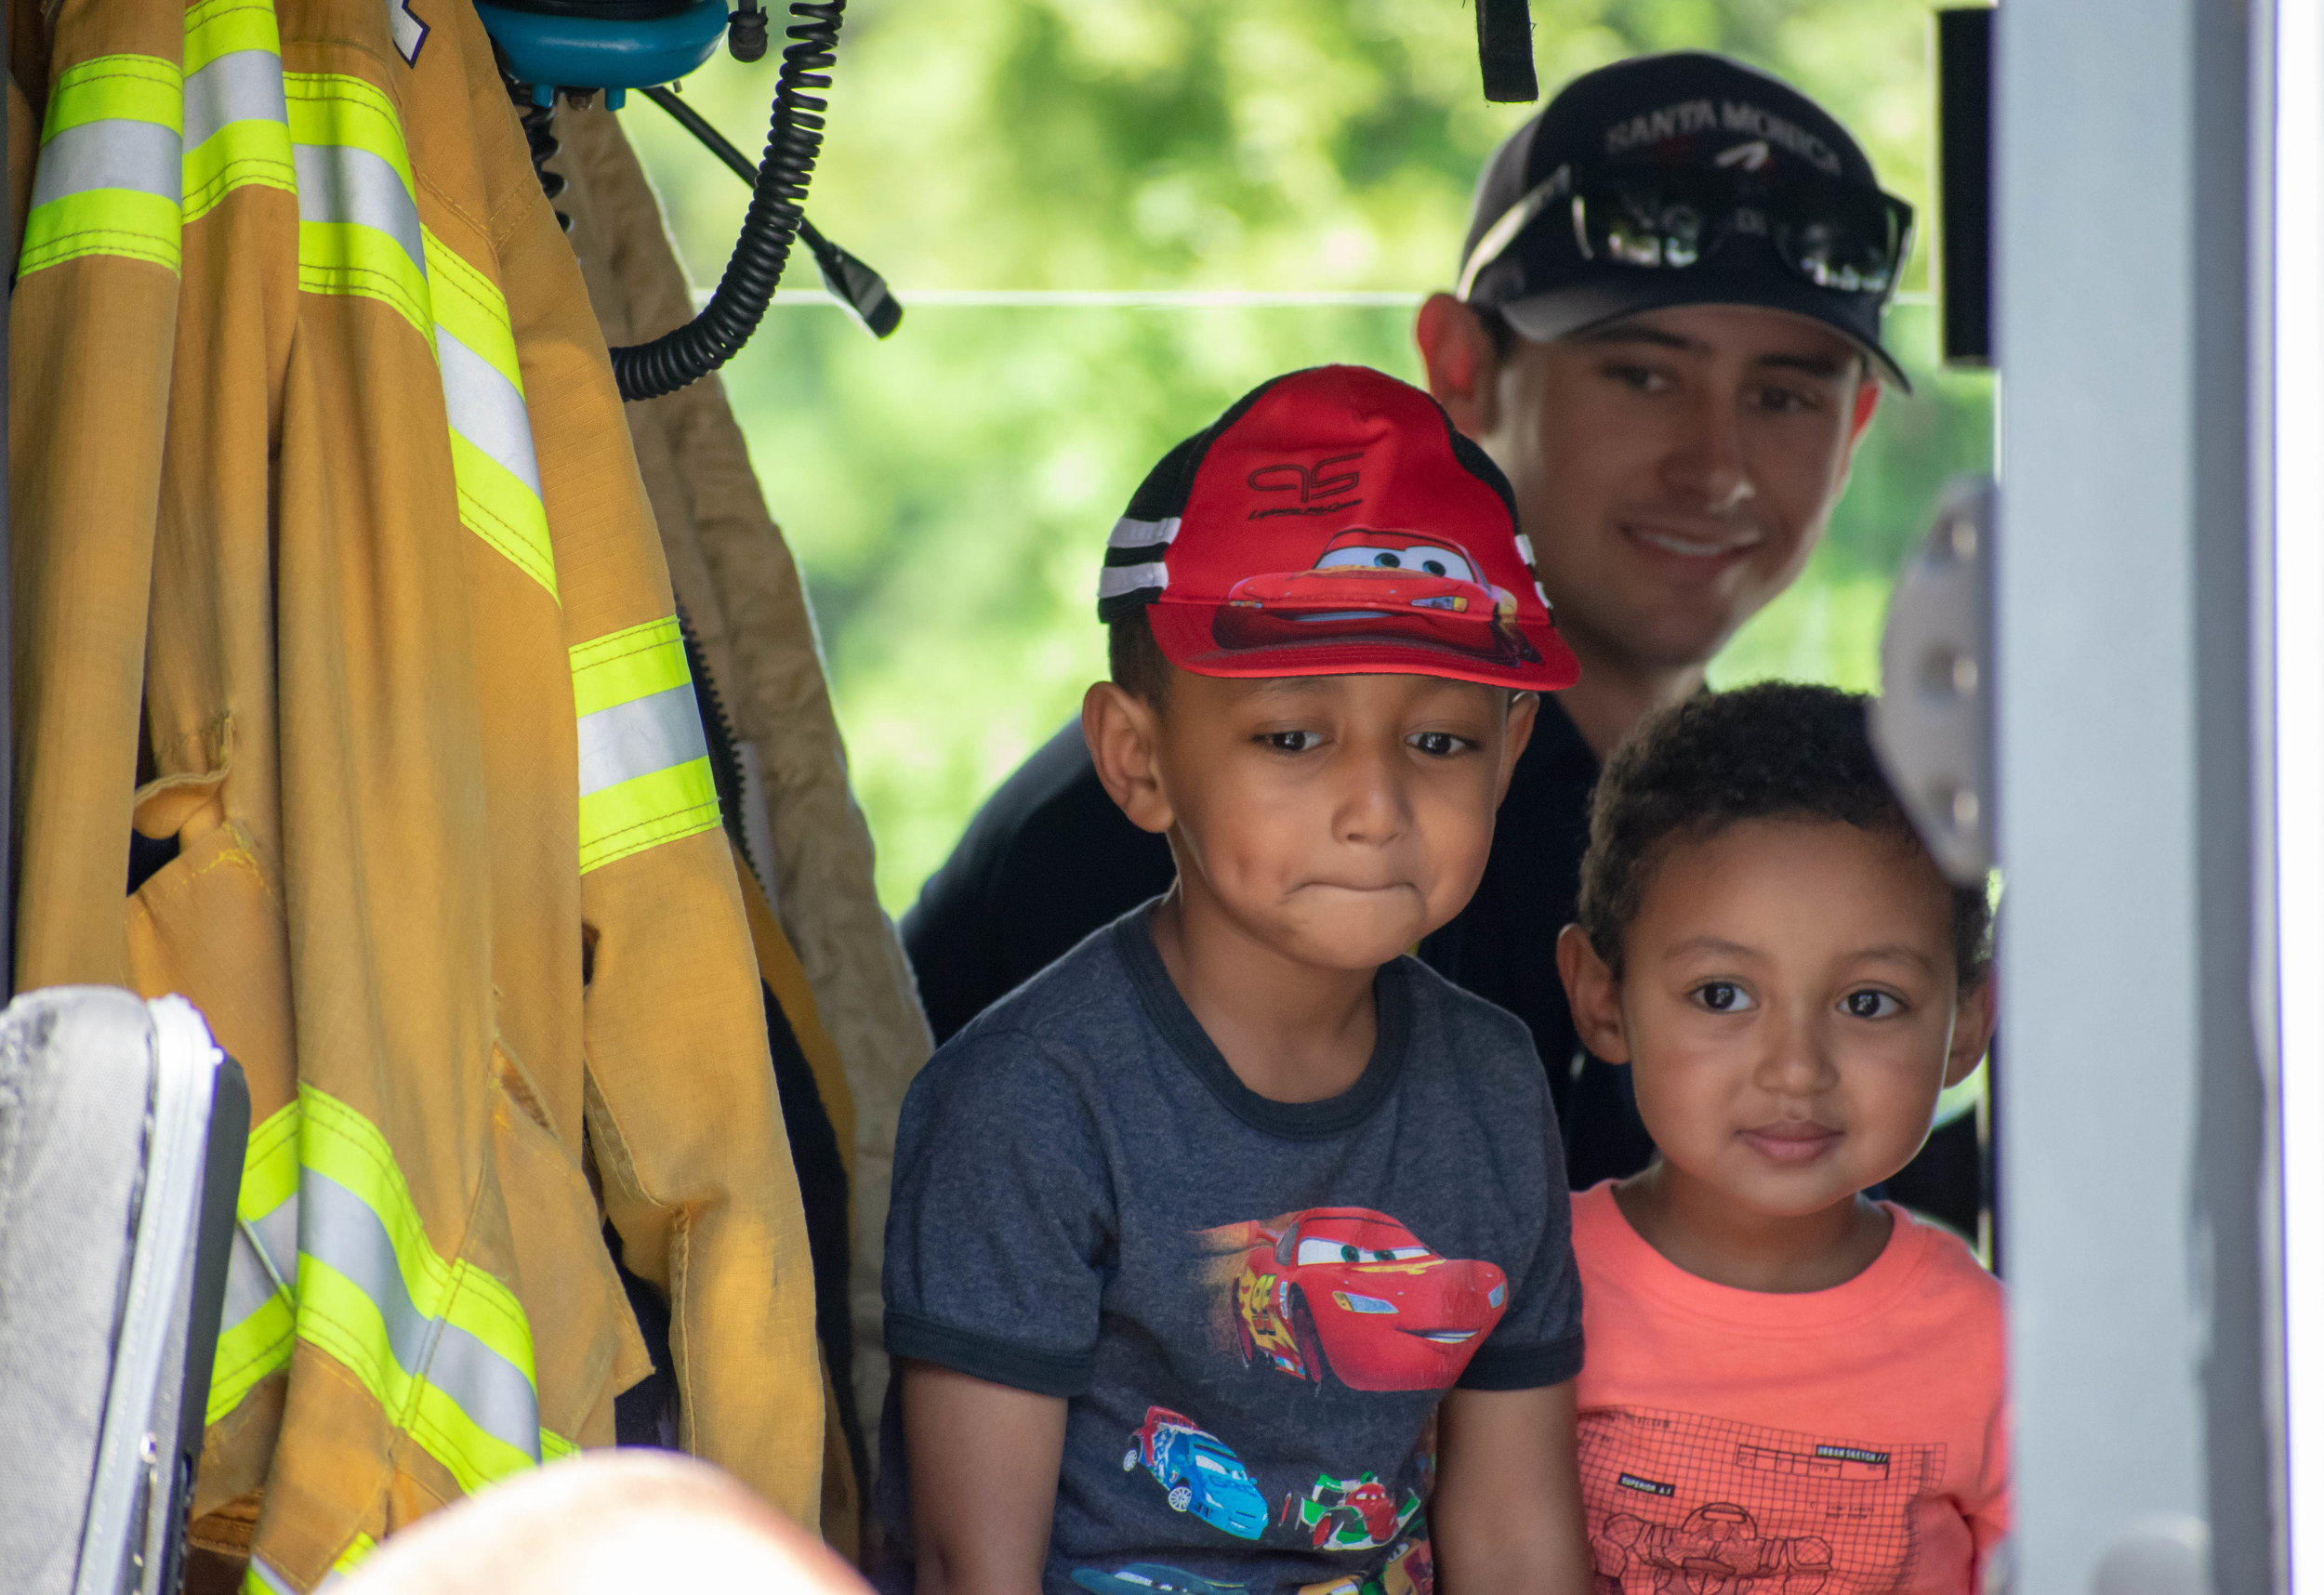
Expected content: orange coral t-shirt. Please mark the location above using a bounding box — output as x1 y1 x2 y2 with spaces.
1570 1182 2008 1595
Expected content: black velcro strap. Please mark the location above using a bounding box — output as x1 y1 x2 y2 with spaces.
1476 0 1538 103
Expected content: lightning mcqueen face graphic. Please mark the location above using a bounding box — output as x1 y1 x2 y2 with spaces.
1231 1208 1508 1392
1209 530 1541 666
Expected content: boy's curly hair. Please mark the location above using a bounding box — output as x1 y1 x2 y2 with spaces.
1577 682 1992 982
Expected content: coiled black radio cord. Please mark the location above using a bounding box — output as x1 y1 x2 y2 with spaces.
607 0 844 400
518 99 571 232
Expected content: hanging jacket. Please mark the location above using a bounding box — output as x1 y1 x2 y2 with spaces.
8 0 824 1584
542 102 891 1554
548 101 935 1444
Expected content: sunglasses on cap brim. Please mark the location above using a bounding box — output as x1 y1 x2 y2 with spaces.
1457 160 1916 304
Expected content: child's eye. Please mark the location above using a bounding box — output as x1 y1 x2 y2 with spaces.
1841 990 1902 1020
1406 731 1469 758
1693 982 1754 1013
1259 730 1323 754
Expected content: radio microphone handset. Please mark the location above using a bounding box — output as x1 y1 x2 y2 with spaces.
640 84 897 338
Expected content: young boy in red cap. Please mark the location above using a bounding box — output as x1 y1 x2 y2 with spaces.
881 366 1594 1595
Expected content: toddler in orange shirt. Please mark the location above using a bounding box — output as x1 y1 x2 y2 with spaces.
1552 682 2005 1595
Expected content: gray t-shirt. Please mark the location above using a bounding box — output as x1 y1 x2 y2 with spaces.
883 908 1582 1595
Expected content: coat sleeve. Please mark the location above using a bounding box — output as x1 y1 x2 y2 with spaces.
10 0 183 992
480 72 824 1525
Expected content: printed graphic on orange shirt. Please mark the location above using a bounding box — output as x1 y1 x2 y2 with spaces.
1189 1207 1507 1391
1296 1533 1434 1595
1578 1407 1944 1593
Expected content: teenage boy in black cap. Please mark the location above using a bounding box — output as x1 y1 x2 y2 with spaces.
901 51 1912 1191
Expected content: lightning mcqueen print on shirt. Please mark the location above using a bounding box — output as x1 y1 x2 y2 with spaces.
1200 1207 1510 1392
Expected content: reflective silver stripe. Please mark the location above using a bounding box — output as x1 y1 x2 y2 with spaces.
1514 534 1538 566
1108 515 1180 548
292 140 422 269
30 119 181 208
575 684 708 798
299 1168 541 1460
248 1556 297 1595
219 1193 298 1330
1098 562 1169 600
183 49 287 149
436 327 544 494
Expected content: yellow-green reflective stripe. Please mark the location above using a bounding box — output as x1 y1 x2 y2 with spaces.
207 1104 300 1424
242 1101 301 1216
278 71 555 600
20 190 181 273
297 1254 535 1494
185 118 294 218
295 217 429 335
423 231 523 389
282 72 412 193
570 617 691 718
185 0 282 71
540 1429 578 1461
245 1557 294 1595
182 0 292 219
207 1294 293 1426
295 1087 542 1492
41 55 181 138
424 231 555 598
446 430 557 596
571 620 720 873
23 55 182 276
285 73 429 334
209 1095 579 1507
577 761 720 874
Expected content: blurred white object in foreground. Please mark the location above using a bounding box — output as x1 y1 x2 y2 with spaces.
338 1453 870 1595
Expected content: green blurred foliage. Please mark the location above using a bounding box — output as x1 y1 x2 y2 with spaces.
614 0 1993 912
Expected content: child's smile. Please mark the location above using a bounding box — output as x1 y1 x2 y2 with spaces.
1564 812 1995 1292
1736 1116 1845 1167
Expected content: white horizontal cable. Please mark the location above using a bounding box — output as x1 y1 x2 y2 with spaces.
703 287 1939 310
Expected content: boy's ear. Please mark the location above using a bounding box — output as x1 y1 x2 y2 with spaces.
1555 923 1631 1065
1414 293 1501 439
1943 969 1999 1088
1082 681 1175 836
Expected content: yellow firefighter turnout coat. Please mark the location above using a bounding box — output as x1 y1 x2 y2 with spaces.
8 0 824 1581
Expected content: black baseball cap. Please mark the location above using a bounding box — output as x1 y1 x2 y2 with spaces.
1456 51 1912 390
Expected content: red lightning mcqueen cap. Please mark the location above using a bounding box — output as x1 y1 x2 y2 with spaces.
1097 365 1579 692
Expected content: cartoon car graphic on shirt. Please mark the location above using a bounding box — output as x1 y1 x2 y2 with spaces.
1230 1207 1508 1391
1591 1504 1834 1593
1071 1565 1249 1595
1295 1534 1434 1595
1122 1407 1270 1540
1209 530 1542 666
1280 1470 1423 1552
